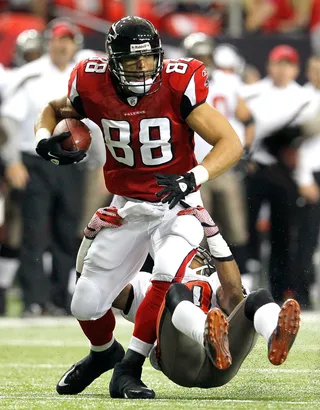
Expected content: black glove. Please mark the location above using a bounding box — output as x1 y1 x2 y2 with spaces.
36 131 86 165
155 172 196 209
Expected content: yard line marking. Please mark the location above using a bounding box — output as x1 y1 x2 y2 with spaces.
0 312 318 328
0 340 89 346
1 339 319 350
0 316 134 328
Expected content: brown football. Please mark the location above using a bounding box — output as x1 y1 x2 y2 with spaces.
53 118 92 152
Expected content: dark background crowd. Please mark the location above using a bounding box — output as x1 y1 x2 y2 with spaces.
0 0 320 317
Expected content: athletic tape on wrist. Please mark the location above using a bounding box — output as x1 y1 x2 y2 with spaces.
35 128 51 144
189 165 209 185
207 233 233 259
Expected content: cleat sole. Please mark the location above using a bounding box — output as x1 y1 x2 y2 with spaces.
204 308 232 370
268 299 301 366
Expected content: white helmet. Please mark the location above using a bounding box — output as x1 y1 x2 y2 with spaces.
14 29 43 66
213 43 245 74
182 32 214 58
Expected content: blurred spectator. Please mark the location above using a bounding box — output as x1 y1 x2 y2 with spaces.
0 59 18 315
52 1 158 33
310 0 320 30
242 45 318 305
0 1 46 67
244 0 311 34
155 1 225 38
181 32 214 69
288 55 320 308
14 29 42 67
241 64 262 84
311 0 320 55
183 33 254 279
0 29 43 316
0 18 103 317
213 44 246 79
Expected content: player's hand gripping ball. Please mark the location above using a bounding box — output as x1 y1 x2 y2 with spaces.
36 118 91 165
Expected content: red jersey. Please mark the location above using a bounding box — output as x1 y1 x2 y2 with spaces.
68 58 208 201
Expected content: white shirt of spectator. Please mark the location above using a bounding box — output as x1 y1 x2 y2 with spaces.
241 77 318 165
294 83 320 187
194 68 244 163
0 64 14 100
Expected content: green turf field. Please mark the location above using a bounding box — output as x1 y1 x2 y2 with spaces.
0 313 319 410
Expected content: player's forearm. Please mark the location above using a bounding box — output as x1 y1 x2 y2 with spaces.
186 103 243 184
34 96 82 138
200 135 243 181
215 259 244 312
34 103 59 136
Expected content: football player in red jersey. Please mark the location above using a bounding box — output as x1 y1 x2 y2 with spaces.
34 16 243 398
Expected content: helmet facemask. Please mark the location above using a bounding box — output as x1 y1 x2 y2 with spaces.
190 247 216 277
108 48 163 96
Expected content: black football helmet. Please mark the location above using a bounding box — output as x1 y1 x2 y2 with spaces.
105 16 164 96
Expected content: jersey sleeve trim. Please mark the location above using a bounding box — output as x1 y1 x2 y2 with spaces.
183 64 205 104
180 63 207 120
69 72 79 103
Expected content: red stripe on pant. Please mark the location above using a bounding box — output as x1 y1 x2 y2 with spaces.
173 248 197 283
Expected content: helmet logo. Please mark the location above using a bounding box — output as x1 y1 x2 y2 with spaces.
130 42 151 52
127 96 138 106
106 23 118 44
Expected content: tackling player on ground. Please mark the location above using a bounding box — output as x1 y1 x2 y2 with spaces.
34 16 243 398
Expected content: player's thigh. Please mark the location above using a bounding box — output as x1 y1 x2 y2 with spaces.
71 223 149 320
152 212 203 281
157 305 208 388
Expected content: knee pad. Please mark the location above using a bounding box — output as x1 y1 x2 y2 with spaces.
165 283 193 315
71 277 102 320
244 288 275 321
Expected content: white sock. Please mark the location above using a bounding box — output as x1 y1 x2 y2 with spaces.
253 303 281 342
0 257 19 288
90 336 114 352
171 300 206 347
128 336 154 357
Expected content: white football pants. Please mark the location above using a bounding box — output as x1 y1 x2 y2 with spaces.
71 191 204 320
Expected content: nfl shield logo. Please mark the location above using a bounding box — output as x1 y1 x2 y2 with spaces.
127 96 138 106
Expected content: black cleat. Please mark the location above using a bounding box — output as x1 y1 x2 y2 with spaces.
109 362 155 399
56 339 124 395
